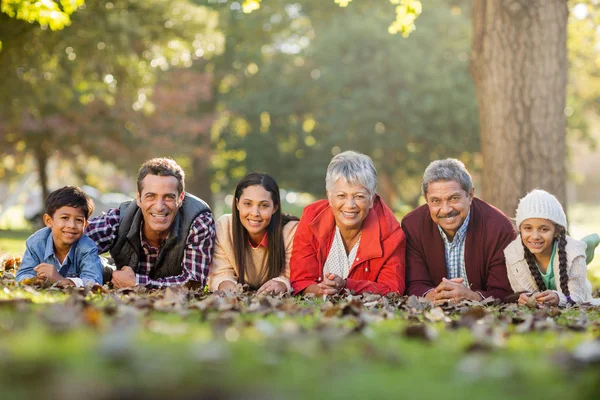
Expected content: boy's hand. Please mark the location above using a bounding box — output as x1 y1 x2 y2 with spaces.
34 263 62 283
112 266 136 289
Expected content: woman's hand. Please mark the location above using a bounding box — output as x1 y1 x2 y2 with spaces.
218 280 238 292
535 290 559 306
257 279 288 295
318 273 346 295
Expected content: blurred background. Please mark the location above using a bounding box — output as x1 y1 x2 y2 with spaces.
0 0 598 277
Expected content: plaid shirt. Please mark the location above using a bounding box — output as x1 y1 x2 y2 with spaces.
437 211 471 287
85 208 215 287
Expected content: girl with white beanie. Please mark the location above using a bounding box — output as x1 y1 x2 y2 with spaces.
504 189 595 307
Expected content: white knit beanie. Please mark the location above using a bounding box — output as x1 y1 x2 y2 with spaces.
515 189 567 229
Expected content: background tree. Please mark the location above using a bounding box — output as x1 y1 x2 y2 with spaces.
470 0 569 216
0 0 221 201
203 0 478 210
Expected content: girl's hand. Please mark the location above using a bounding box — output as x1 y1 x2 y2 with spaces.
535 290 559 306
257 279 287 295
518 293 531 306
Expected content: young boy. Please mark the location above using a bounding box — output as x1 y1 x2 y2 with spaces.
16 186 103 287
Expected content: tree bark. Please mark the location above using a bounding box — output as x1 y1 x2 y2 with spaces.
470 0 568 217
33 141 50 205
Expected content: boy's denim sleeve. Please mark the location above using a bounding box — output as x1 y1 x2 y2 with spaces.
77 244 103 286
16 246 40 282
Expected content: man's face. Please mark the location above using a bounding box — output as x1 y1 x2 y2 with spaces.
425 180 473 241
136 174 184 239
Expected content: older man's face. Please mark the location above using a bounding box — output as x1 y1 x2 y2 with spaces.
425 180 473 241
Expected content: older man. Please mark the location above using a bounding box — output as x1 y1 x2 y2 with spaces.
85 158 215 288
401 159 515 303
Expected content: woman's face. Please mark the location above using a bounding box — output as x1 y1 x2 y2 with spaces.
327 179 373 232
236 185 278 245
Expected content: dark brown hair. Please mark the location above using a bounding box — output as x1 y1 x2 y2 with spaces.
137 158 185 195
232 172 298 286
45 186 94 219
522 226 570 299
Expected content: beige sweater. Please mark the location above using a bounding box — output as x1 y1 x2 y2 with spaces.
504 235 594 306
208 214 298 292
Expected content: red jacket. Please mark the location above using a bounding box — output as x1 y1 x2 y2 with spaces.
401 197 516 299
290 195 406 295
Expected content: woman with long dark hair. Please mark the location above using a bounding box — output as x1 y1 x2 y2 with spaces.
209 173 298 294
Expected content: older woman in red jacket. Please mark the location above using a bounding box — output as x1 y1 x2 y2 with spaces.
290 151 406 296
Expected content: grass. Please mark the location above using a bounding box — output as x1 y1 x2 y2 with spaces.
0 287 598 400
0 200 598 399
0 229 32 255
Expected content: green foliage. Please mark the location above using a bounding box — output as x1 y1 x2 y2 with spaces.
0 0 222 194
0 0 84 30
209 0 477 207
0 285 598 399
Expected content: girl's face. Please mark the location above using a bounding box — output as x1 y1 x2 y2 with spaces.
520 218 557 257
236 185 278 245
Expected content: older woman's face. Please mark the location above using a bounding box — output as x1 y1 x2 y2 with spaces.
327 179 373 232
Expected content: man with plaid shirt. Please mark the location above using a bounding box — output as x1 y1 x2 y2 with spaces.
401 159 515 304
85 158 215 288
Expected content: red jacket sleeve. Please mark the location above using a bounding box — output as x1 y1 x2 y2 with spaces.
345 228 406 295
289 213 322 294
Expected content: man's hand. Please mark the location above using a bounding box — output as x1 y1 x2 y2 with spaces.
318 273 346 295
257 279 288 295
34 263 62 283
112 266 136 289
431 277 482 305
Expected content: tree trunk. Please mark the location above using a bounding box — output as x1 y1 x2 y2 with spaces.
470 0 568 217
187 153 214 209
33 142 50 203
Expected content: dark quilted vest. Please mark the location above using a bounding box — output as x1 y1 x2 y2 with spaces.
110 193 210 280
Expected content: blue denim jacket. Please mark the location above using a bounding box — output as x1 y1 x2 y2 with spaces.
16 227 103 286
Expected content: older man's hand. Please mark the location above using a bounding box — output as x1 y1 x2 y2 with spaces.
112 266 136 289
432 277 482 305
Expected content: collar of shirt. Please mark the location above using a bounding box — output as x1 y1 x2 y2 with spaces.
43 231 75 266
438 210 471 246
249 233 268 249
139 221 167 250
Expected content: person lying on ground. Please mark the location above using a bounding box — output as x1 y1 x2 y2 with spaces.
17 186 103 287
505 189 599 307
208 172 299 295
290 150 406 296
401 158 515 305
85 157 215 289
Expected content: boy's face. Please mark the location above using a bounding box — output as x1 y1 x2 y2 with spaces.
43 206 88 249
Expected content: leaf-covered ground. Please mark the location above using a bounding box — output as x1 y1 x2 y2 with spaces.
1 256 599 400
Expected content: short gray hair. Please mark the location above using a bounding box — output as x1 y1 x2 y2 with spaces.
422 158 473 198
326 151 377 198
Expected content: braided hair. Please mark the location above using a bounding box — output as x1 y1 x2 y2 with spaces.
522 226 571 299
556 227 570 298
